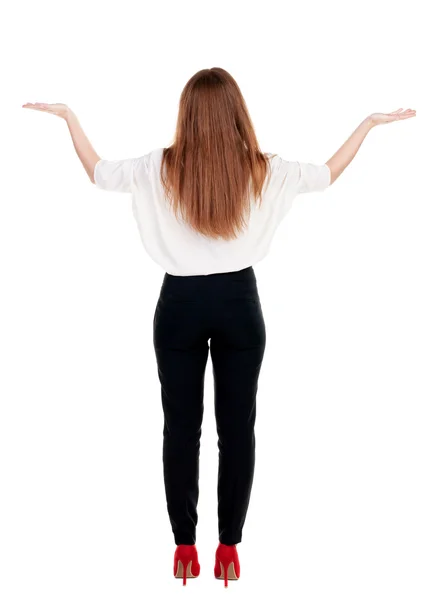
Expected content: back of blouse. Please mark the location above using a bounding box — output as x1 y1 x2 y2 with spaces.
94 147 331 276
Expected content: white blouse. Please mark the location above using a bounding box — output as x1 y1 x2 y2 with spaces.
94 147 331 276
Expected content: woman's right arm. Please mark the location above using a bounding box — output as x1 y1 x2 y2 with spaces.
326 108 416 185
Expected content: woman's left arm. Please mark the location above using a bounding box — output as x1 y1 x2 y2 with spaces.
65 109 100 183
22 102 100 183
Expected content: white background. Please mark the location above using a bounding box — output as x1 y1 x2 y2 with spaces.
2 0 433 598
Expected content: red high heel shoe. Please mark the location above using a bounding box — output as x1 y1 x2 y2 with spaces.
173 544 200 586
214 542 240 587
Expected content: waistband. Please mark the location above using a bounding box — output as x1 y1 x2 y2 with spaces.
160 266 257 298
163 266 255 283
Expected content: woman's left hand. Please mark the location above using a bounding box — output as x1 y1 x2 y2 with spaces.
22 102 71 120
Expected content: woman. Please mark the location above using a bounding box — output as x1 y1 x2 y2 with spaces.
23 67 416 587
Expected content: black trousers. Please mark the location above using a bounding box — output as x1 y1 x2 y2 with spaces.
153 266 266 546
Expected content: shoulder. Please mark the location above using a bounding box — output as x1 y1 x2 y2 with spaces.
266 152 297 173
138 147 163 164
264 152 295 173
133 147 165 175
148 147 165 163
263 152 301 184
261 153 330 194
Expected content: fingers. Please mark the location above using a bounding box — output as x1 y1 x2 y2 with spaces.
385 108 416 121
23 102 47 108
22 102 50 112
396 109 416 119
388 108 416 117
22 102 69 119
22 102 59 115
22 102 53 111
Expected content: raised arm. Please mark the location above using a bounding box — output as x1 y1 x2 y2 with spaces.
22 102 100 182
326 108 416 185
65 109 101 182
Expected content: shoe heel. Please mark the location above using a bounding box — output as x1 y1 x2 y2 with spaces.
223 561 229 588
175 558 191 586
174 544 200 585
215 543 240 587
216 558 238 587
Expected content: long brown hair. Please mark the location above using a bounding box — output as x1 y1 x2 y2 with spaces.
160 68 275 241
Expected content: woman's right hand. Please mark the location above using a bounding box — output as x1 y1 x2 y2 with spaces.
368 108 416 127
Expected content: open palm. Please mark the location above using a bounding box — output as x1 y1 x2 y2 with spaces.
22 102 70 119
370 108 416 126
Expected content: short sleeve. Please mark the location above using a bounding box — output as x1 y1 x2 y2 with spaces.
295 161 331 194
94 156 143 193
